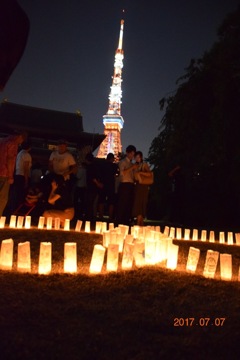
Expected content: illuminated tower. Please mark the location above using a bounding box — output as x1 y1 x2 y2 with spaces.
97 16 125 160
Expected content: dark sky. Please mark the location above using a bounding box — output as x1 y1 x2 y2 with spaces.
2 0 240 157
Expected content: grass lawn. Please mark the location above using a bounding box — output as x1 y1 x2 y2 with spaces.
0 228 240 359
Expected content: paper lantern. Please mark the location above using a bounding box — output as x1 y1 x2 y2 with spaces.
155 237 168 263
38 242 52 274
122 242 134 270
192 229 198 241
203 250 219 278
75 219 82 232
133 241 145 267
184 228 190 240
227 232 233 245
219 232 225 244
166 241 179 270
132 225 140 239
155 225 161 232
24 215 31 229
54 217 60 230
209 231 215 243
186 247 200 272
106 244 119 272
164 226 169 236
89 244 106 274
116 233 124 252
46 217 53 230
201 230 207 242
0 238 14 270
9 215 16 228
38 216 45 229
235 233 240 246
101 222 107 233
64 219 70 231
169 227 175 239
17 241 31 272
176 228 182 240
0 216 6 228
85 220 91 233
110 230 117 245
64 243 77 273
145 238 157 265
17 216 24 229
220 253 232 281
103 231 110 247
108 222 114 231
125 234 134 244
95 221 102 234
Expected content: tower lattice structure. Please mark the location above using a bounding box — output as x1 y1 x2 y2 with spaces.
97 17 125 160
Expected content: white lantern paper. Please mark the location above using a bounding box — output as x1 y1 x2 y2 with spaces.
108 222 114 231
0 238 14 270
122 242 134 270
209 231 215 243
155 237 168 263
46 217 53 230
219 232 225 244
85 221 91 233
176 228 182 240
201 230 207 242
192 229 198 241
9 215 16 228
220 253 232 281
64 243 77 273
38 216 45 229
155 225 161 233
54 217 60 230
203 250 219 278
164 226 169 236
38 242 52 274
101 222 107 233
17 241 31 272
227 232 233 245
110 230 117 244
89 244 106 274
133 241 145 267
125 234 134 244
103 231 110 247
24 215 31 229
75 219 82 232
184 228 190 240
95 221 102 233
145 238 157 265
17 216 24 229
186 247 200 272
119 224 129 238
64 219 70 231
106 244 119 272
166 241 179 270
116 233 124 252
235 233 240 246
169 227 175 239
0 216 6 228
133 225 140 239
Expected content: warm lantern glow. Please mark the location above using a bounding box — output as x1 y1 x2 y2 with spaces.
184 228 190 240
176 228 182 240
64 219 70 231
209 231 215 243
38 216 45 229
227 232 233 245
235 233 240 246
85 221 91 233
24 216 31 229
169 227 175 239
9 215 17 228
0 216 6 228
17 216 24 229
17 242 31 272
155 237 168 263
54 217 60 230
166 240 179 270
89 244 106 274
103 231 110 247
122 242 134 269
108 223 114 231
101 222 107 233
192 229 198 241
203 250 219 278
145 238 157 265
164 226 169 236
201 230 207 241
186 247 200 272
95 221 102 234
0 238 14 270
38 242 52 274
64 243 77 273
220 253 232 281
75 219 82 232
46 217 53 230
106 243 119 271
219 232 225 244
133 241 145 267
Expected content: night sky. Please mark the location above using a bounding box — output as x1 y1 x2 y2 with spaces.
2 0 239 157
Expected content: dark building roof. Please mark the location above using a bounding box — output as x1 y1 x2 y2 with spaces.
0 101 105 150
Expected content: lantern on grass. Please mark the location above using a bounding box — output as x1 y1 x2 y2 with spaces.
122 242 134 269
116 233 124 252
54 217 60 230
220 253 232 281
184 229 190 240
89 244 106 274
166 241 179 270
17 242 31 272
201 230 207 242
169 227 175 239
108 222 114 231
85 221 91 233
155 237 168 263
103 231 110 247
219 232 225 244
192 229 198 241
17 216 24 229
75 220 82 232
64 243 77 273
0 216 6 228
176 228 182 240
95 221 102 234
38 216 45 229
145 238 157 265
235 233 240 246
101 222 107 233
38 242 52 274
155 225 161 233
186 247 200 272
106 244 119 272
203 250 219 278
119 224 129 238
9 215 16 228
164 226 169 236
0 238 14 270
110 230 117 244
24 215 31 229
125 234 134 244
227 232 233 245
209 231 215 243
133 241 145 267
46 217 53 230
132 225 140 239
64 219 70 231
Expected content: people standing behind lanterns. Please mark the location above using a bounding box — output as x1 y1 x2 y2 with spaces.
132 151 152 226
73 162 87 219
42 174 74 226
116 145 138 225
13 141 32 209
0 130 26 216
98 153 119 221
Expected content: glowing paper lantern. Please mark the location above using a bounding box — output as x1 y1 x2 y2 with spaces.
0 238 14 270
119 224 129 238
219 232 225 244
0 216 6 228
227 232 233 245
17 216 24 229
155 237 168 263
133 241 145 267
85 221 91 233
235 233 240 246
38 216 45 229
203 250 219 278
108 223 114 231
192 229 198 241
46 217 53 230
122 242 134 269
106 244 119 272
209 231 215 243
184 228 190 240
89 244 106 274
110 230 117 245
155 225 161 233
38 242 52 274
116 233 124 252
24 215 31 229
9 215 17 228
125 234 134 244
75 219 82 232
54 217 60 230
103 231 110 247
169 227 175 239
64 219 70 231
95 221 102 234
164 226 169 236
133 225 140 239
176 228 182 240
145 238 157 265
17 241 31 272
166 241 179 270
64 243 77 273
101 222 107 233
220 253 232 281
201 230 207 242
186 247 200 272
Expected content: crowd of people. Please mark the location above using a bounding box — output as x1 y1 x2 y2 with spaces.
0 132 153 227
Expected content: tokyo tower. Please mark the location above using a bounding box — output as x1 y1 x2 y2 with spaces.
97 15 125 160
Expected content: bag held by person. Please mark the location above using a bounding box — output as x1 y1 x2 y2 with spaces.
135 171 154 185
